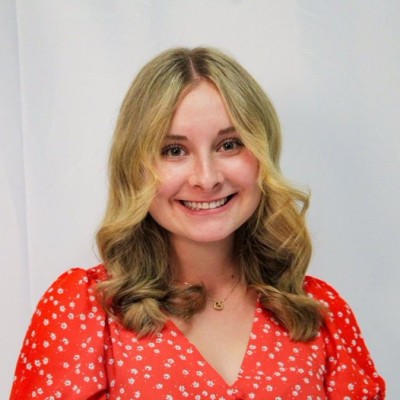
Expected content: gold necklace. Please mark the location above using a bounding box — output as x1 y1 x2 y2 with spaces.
182 275 239 311
206 278 240 310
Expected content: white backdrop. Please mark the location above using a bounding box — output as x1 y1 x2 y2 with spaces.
1 0 399 398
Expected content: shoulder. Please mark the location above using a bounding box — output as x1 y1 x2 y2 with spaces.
303 275 351 315
41 264 107 298
303 275 359 327
49 263 108 287
304 275 340 298
11 265 110 397
304 276 386 398
31 264 109 330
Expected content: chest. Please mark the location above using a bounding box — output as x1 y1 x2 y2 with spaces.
103 308 328 399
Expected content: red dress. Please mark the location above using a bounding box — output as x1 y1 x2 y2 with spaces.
10 265 385 399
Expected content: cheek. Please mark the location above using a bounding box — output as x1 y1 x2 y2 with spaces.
234 152 260 186
152 164 185 201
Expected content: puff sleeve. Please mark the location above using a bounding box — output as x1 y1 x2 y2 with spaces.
305 276 385 399
10 266 109 399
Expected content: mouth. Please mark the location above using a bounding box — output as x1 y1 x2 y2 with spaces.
180 194 235 211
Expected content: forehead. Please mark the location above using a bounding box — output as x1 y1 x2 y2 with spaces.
170 81 232 133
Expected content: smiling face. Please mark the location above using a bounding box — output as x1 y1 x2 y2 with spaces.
148 81 261 247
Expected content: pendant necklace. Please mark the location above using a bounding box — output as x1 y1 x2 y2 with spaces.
182 275 239 311
206 278 240 310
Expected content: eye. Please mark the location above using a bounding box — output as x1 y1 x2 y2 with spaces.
161 144 187 158
218 138 244 152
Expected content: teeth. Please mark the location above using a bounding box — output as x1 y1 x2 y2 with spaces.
183 197 229 210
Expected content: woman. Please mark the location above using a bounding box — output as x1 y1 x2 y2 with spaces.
11 47 385 399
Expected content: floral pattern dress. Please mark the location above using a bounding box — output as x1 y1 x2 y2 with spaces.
10 265 385 399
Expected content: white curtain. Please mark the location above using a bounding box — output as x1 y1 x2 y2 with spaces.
1 1 399 397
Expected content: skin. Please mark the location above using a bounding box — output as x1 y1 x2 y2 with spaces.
149 81 261 257
149 81 261 385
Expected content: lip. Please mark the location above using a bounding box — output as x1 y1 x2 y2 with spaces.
177 194 236 213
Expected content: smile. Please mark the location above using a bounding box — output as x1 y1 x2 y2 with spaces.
181 195 233 211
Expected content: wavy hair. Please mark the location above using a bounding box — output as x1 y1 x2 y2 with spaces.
96 47 323 341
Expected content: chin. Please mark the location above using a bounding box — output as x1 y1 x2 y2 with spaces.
180 231 235 245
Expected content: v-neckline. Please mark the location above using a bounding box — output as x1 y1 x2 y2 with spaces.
166 296 261 388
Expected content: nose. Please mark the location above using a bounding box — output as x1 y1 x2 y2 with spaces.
188 155 223 190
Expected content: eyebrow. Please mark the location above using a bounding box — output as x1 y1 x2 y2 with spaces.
218 126 236 135
165 126 236 141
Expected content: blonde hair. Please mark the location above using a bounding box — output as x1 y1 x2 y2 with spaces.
96 47 323 341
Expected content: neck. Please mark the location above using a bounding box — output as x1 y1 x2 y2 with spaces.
169 235 237 290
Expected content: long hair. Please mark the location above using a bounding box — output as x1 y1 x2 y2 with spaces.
96 47 323 341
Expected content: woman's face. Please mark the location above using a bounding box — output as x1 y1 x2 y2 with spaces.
149 81 261 246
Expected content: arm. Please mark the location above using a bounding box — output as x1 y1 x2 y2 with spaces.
305 276 385 399
10 267 108 399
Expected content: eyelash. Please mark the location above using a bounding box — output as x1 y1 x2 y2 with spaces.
218 138 244 152
160 138 244 157
161 144 187 157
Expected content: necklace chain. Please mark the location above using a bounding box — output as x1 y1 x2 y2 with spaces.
206 278 239 310
182 275 239 311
